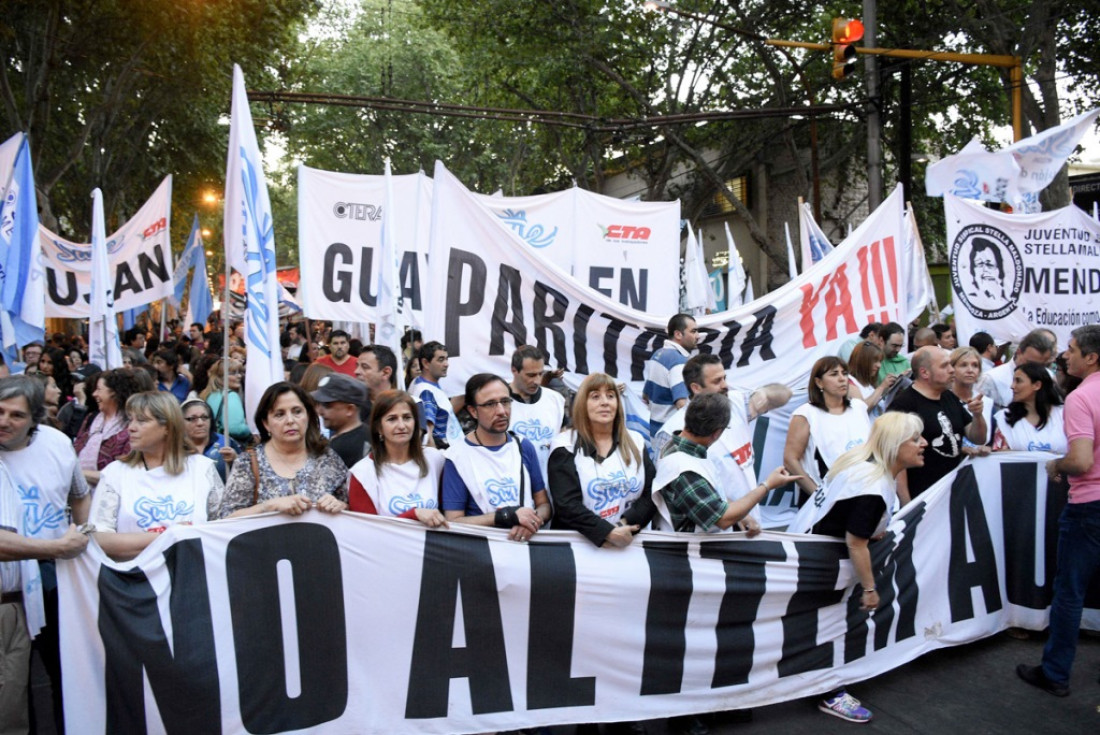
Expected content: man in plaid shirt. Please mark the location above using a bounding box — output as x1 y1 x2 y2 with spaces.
652 392 793 533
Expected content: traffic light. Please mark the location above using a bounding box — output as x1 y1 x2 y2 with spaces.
831 18 864 79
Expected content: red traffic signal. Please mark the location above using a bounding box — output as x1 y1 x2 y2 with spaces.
832 18 864 44
831 18 864 79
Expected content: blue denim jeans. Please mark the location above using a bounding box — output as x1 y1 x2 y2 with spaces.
1041 499 1100 685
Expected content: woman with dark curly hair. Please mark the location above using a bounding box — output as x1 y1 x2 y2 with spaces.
217 382 348 519
74 368 144 486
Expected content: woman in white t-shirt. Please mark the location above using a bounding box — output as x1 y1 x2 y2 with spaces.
992 362 1066 454
347 390 447 527
785 356 873 502
847 341 898 416
90 392 224 561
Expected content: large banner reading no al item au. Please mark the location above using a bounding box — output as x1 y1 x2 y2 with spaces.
296 165 681 326
59 453 1098 734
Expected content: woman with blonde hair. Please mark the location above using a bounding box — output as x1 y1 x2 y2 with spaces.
202 358 251 444
788 411 927 724
950 345 993 452
89 392 223 561
548 372 655 547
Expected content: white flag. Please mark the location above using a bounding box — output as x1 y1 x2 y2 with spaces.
225 64 281 433
903 208 938 323
88 189 122 369
376 158 406 359
681 222 711 315
926 108 1099 213
784 221 798 279
723 222 746 308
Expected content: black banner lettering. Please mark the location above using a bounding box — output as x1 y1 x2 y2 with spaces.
948 466 1003 622
226 524 348 733
527 544 596 709
97 539 221 734
406 533 512 718
640 541 691 695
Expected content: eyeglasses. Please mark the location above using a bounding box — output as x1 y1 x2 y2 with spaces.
184 416 211 424
228 371 243 376
474 398 513 410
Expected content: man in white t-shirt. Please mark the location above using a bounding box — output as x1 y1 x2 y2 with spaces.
654 354 791 506
508 346 565 487
410 340 464 449
0 375 91 729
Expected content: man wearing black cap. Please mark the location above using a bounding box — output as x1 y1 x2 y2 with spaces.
311 374 370 468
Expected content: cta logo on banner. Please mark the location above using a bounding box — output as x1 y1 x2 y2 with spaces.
39 176 173 318
946 195 1100 344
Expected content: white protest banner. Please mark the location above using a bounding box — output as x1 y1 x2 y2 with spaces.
38 176 173 317
426 161 906 395
946 194 1100 345
570 188 680 314
58 453 1098 734
478 187 681 314
476 187 576 273
298 165 433 325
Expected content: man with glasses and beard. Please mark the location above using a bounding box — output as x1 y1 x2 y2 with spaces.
442 373 551 542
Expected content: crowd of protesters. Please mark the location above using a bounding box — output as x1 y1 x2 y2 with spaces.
0 310 1095 733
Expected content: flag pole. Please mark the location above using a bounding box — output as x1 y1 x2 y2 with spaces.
222 245 231 449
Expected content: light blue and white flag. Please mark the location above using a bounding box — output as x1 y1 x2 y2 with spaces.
225 64 281 433
188 244 215 328
171 214 214 327
723 222 747 308
926 108 1099 213
377 159 407 360
172 214 203 306
798 201 834 269
0 133 46 364
88 189 122 369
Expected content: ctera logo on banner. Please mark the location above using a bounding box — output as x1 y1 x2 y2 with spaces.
57 453 1098 734
38 176 174 318
426 161 907 395
298 165 434 326
946 194 1100 345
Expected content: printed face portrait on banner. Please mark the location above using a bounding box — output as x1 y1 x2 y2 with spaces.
950 225 1024 320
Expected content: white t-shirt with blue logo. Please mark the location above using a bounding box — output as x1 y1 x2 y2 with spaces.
509 387 565 488
91 454 223 534
1 425 89 540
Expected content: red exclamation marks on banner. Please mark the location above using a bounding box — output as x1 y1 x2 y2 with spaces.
857 238 899 324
